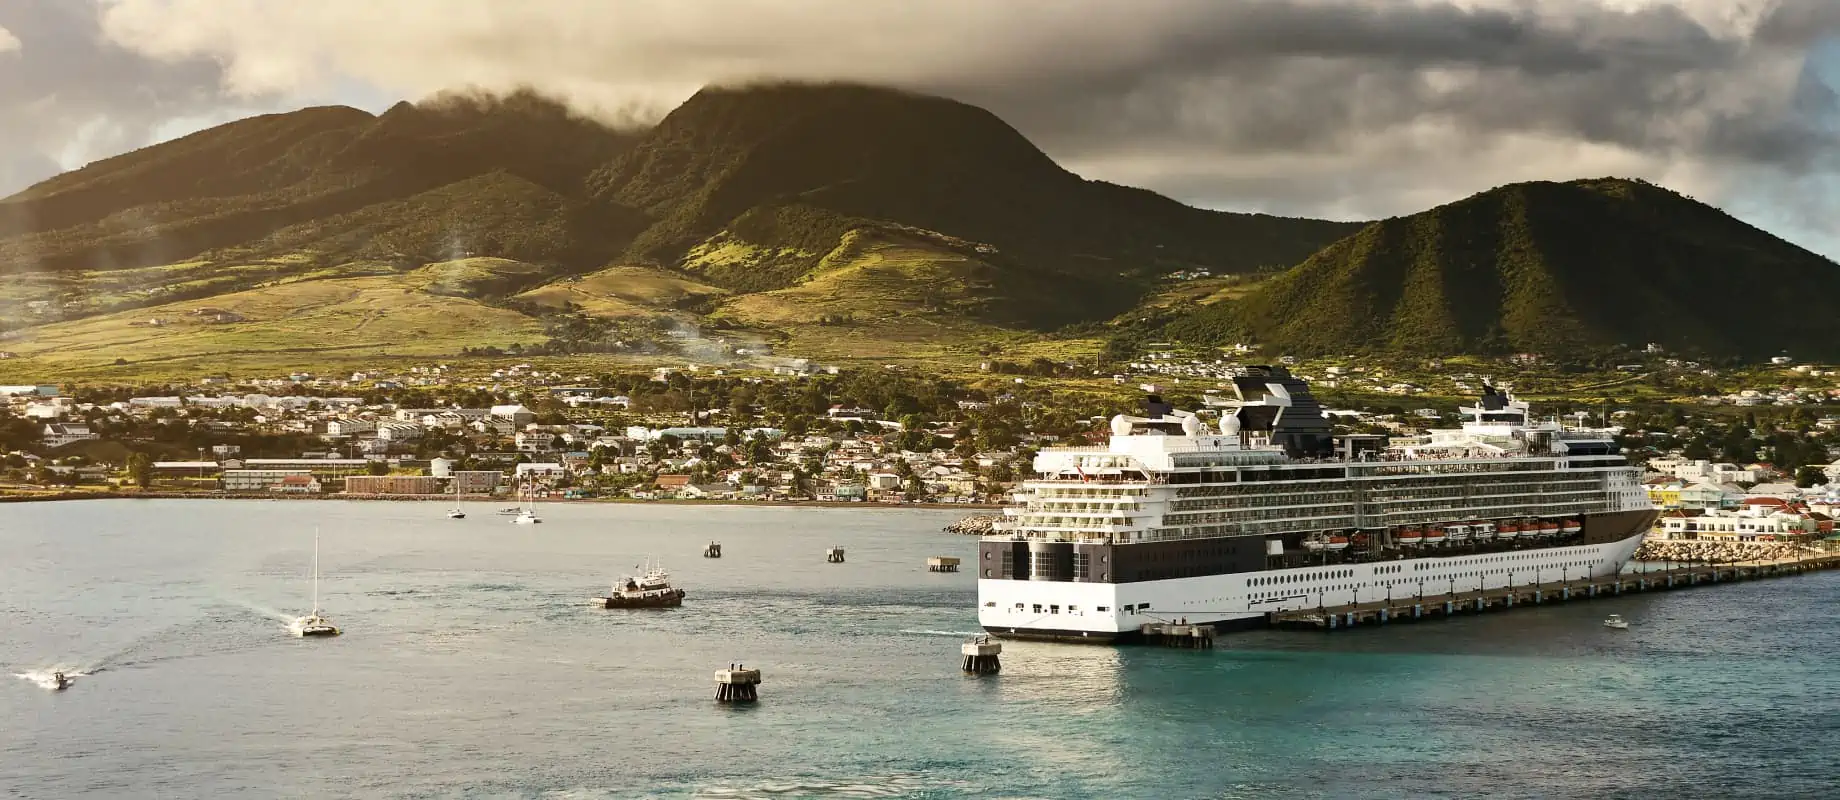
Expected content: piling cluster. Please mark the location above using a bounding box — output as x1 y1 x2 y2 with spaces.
1141 621 1216 648
703 541 722 558
927 556 960 573
961 636 1002 674
714 664 762 703
826 547 845 563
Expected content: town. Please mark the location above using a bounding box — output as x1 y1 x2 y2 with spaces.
8 349 1840 561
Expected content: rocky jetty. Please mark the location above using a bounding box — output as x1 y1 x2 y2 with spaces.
944 515 1001 535
1635 539 1816 564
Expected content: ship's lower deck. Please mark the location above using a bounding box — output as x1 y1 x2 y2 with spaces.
979 516 1654 644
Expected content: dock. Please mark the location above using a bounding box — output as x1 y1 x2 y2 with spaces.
1269 554 1840 631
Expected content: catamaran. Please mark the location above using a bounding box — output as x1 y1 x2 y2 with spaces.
292 529 341 637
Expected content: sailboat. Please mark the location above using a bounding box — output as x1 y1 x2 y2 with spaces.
447 477 466 519
291 529 341 637
511 476 542 525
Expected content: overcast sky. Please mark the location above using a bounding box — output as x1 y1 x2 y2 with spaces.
2 0 1837 256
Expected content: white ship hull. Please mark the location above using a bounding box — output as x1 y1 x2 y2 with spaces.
979 530 1649 642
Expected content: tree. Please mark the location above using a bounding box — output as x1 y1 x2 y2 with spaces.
1795 465 1827 488
126 452 154 489
366 460 390 476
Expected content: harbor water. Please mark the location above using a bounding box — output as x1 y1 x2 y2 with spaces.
4 500 1838 799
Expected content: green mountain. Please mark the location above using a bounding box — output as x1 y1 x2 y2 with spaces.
0 82 1357 341
586 82 1361 327
0 89 642 274
1164 178 1840 359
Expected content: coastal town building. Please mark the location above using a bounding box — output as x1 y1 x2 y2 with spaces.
343 475 443 495
223 469 315 492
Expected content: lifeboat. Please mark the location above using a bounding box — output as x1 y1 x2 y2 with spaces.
1397 527 1424 545
1445 524 1471 542
1472 522 1496 542
1562 519 1583 535
1325 535 1351 551
1539 521 1561 537
1497 522 1521 540
1304 537 1327 552
1423 527 1448 543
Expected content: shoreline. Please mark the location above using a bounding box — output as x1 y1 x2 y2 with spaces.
0 490 1001 512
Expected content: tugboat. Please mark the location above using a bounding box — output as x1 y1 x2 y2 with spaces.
592 560 686 609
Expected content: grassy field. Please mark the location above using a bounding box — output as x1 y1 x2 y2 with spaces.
513 265 729 317
0 273 546 381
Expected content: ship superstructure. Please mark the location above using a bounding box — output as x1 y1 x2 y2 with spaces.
977 366 1657 642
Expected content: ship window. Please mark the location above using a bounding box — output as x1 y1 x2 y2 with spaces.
1097 606 1110 612
1033 604 1043 614
1050 605 1060 614
984 569 993 577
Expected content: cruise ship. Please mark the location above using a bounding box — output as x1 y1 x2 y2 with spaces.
977 366 1657 643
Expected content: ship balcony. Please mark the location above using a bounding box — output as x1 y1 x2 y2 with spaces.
996 520 1142 535
1012 502 1147 514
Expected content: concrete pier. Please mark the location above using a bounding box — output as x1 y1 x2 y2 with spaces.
1141 621 1216 649
1269 553 1840 632
826 547 845 563
961 636 1002 674
927 556 960 573
714 665 761 703
703 541 722 558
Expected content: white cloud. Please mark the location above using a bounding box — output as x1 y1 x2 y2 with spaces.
0 24 19 54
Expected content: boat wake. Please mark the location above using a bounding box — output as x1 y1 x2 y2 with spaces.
693 773 970 798
897 629 983 638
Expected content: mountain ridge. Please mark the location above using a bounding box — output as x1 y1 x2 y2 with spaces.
1164 177 1840 360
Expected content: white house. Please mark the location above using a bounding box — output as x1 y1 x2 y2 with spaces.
41 423 98 448
490 405 536 426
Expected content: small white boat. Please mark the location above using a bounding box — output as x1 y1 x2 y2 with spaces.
498 507 522 515
292 529 342 638
1603 614 1629 630
447 480 466 518
510 476 541 524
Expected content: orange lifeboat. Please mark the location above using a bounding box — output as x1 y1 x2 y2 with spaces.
1497 522 1521 540
1397 527 1424 545
1539 521 1561 536
1423 527 1448 543
1562 519 1583 535
1325 535 1351 551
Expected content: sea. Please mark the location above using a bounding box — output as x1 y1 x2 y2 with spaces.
3 500 1837 799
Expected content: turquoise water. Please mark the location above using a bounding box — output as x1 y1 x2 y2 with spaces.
3 500 1836 798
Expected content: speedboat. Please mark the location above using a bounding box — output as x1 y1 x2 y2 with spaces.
447 508 466 519
51 672 70 691
1603 614 1629 630
498 507 523 515
511 509 541 525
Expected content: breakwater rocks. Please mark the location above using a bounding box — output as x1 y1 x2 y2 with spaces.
1635 539 1815 564
944 515 1001 535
